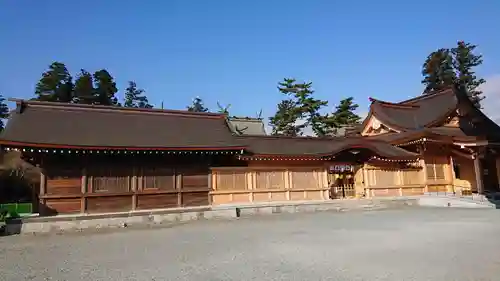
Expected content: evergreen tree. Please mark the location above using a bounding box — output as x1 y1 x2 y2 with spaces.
421 49 455 93
123 81 153 108
73 69 95 104
269 78 329 136
293 81 329 136
316 113 338 137
269 79 301 136
93 69 119 106
34 62 74 102
451 41 486 108
329 97 361 134
187 97 209 112
269 99 301 136
0 94 9 131
421 41 486 108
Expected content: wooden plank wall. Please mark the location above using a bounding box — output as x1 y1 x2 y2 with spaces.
210 167 329 205
39 166 211 215
363 155 455 197
363 163 426 197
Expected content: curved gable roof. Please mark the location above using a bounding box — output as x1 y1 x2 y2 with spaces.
365 87 458 131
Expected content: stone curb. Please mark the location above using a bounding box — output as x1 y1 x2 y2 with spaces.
416 196 497 209
1 199 417 236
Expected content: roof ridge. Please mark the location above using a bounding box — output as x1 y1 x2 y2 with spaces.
368 86 455 106
398 86 455 104
229 117 264 122
236 134 360 141
369 98 420 109
11 99 226 119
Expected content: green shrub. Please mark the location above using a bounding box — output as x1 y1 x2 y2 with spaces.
0 209 8 222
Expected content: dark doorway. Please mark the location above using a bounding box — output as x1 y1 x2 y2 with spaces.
481 156 499 193
328 165 356 199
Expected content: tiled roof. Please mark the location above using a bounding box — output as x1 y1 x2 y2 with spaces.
236 135 418 159
0 100 243 150
0 100 420 160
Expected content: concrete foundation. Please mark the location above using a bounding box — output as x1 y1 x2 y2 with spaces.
3 196 494 235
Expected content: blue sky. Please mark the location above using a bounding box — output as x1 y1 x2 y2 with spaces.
0 0 499 122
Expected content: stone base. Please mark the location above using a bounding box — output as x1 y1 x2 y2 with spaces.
3 198 418 235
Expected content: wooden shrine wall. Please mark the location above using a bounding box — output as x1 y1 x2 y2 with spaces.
210 160 329 205
40 164 210 215
363 162 425 197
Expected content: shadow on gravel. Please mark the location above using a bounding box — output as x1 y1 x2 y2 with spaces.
485 192 500 209
0 218 22 237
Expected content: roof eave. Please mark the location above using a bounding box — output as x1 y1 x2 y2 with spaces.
0 140 248 152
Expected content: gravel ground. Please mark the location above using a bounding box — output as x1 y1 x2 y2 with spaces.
1 207 500 281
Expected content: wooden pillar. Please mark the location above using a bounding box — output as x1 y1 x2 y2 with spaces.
131 168 137 211
284 170 291 201
80 168 87 213
473 154 483 194
177 172 183 207
321 168 328 200
421 158 428 193
362 165 370 198
448 156 456 193
207 171 213 205
249 171 256 203
39 167 46 213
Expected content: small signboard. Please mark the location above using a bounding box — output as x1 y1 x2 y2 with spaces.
329 164 354 172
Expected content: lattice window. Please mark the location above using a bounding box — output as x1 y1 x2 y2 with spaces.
256 171 285 189
216 171 247 190
90 167 131 193
142 167 176 190
291 170 320 189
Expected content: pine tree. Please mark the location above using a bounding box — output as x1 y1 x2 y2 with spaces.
329 97 361 134
123 81 153 108
269 79 301 136
421 49 455 93
0 94 9 131
34 62 74 102
421 41 486 108
73 69 95 104
451 41 486 108
269 78 329 136
187 97 209 112
269 99 301 136
93 69 119 106
294 81 329 136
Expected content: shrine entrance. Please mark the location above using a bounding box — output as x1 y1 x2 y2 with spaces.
328 164 357 199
